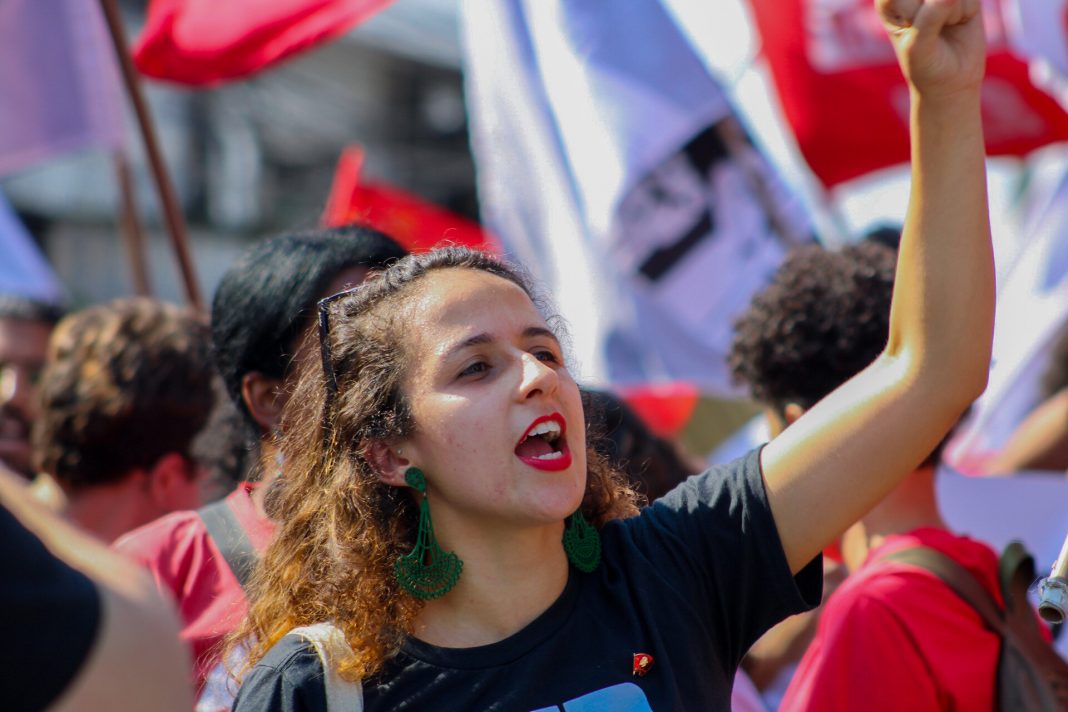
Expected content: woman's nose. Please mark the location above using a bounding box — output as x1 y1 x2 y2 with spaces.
518 352 558 400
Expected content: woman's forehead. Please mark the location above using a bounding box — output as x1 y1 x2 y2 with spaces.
413 268 534 314
404 269 547 346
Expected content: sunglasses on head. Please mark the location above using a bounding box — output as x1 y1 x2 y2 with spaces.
317 286 365 407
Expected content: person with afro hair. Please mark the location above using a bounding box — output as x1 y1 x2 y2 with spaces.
730 239 1002 711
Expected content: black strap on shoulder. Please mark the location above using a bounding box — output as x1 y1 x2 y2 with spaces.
198 499 257 590
881 546 1008 637
999 541 1036 610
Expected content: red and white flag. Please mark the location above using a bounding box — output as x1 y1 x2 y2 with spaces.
0 0 124 177
462 0 813 394
748 0 1068 187
133 0 393 86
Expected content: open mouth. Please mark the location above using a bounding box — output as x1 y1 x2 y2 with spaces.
515 414 572 471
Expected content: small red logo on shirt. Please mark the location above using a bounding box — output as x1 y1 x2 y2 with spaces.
632 653 654 677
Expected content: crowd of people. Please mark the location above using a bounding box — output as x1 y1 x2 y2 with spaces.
4 1 1067 710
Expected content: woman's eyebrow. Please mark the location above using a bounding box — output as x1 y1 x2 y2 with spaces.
443 326 559 361
443 333 493 361
523 326 558 342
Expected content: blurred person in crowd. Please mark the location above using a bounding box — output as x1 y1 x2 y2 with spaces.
730 240 1002 710
114 225 407 703
0 461 193 712
983 324 1068 473
0 295 62 479
30 297 215 543
192 380 258 505
582 387 700 502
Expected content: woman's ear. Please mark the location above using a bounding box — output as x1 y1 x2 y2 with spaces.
241 372 287 433
364 440 411 488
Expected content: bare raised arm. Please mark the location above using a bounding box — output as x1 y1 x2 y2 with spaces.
761 0 994 573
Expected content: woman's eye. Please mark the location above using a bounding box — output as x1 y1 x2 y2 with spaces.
534 349 559 364
459 361 490 377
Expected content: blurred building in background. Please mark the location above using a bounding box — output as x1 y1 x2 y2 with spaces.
1 0 470 307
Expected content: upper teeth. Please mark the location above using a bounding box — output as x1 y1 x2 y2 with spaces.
526 420 561 441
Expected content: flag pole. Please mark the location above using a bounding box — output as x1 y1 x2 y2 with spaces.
98 0 203 310
113 152 152 297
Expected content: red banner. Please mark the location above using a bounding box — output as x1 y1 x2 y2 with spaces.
134 0 392 86
748 0 1068 187
322 146 498 254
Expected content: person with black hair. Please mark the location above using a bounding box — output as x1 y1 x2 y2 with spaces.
0 295 63 479
210 226 406 455
729 240 1003 710
114 224 407 702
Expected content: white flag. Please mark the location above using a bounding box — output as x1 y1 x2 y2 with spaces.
945 156 1068 471
461 0 813 393
1005 0 1068 107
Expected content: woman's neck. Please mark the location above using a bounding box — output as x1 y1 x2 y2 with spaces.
411 523 570 648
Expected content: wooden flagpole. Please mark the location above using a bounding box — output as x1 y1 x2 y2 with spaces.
98 0 203 310
112 152 153 297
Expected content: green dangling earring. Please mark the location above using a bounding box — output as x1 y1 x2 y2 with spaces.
394 467 463 600
562 509 601 573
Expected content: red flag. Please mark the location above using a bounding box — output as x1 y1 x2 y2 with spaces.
133 0 393 86
322 146 499 254
748 0 1068 187
616 383 699 440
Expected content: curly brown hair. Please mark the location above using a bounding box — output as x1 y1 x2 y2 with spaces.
32 298 214 489
232 248 640 681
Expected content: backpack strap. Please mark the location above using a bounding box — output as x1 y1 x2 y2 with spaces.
198 499 257 590
881 546 1008 636
287 623 364 711
1000 541 1037 611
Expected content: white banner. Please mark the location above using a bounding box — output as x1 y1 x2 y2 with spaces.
461 0 812 392
946 154 1068 471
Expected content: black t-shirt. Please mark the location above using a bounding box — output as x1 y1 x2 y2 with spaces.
0 504 102 712
233 448 822 711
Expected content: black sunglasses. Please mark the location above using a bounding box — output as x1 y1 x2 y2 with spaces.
317 286 365 409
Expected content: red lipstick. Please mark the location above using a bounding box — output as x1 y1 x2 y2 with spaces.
515 413 572 472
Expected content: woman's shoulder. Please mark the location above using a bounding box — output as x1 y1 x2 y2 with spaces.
629 446 764 521
233 635 328 711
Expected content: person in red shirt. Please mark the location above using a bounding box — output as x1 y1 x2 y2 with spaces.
782 528 1000 710
114 225 407 701
730 238 1002 711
